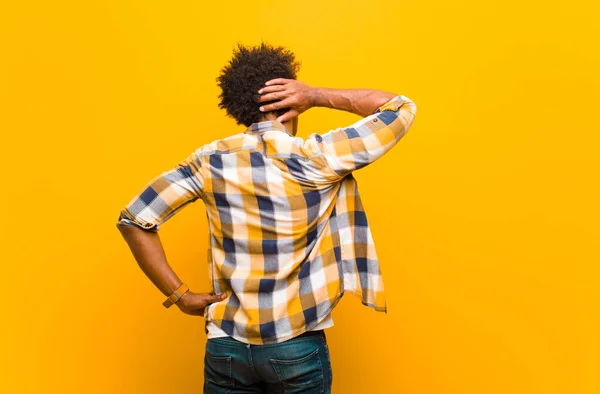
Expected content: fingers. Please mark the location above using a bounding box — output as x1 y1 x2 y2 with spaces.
177 292 228 316
264 78 291 86
258 84 286 95
277 109 299 123
258 91 288 103
206 293 228 304
260 98 293 113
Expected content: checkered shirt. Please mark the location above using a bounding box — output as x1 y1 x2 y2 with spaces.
116 94 417 344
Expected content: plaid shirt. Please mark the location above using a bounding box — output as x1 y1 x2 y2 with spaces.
116 94 417 344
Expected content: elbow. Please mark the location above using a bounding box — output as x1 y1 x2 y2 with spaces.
116 219 133 236
116 221 127 232
115 210 140 233
116 211 128 230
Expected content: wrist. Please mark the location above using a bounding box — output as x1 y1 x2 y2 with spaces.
310 86 329 108
176 289 192 307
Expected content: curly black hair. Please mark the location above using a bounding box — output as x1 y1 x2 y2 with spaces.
217 42 301 127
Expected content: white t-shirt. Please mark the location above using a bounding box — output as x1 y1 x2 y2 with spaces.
206 311 334 339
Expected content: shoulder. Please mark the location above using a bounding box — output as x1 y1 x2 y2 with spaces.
194 131 253 157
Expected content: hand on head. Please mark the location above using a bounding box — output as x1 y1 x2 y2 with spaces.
258 78 317 123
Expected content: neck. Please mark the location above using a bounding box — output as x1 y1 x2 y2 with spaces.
259 113 296 136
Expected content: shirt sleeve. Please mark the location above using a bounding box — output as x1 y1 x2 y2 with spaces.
304 95 417 179
116 148 205 232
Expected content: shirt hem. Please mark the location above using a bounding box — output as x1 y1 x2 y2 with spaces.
204 289 387 345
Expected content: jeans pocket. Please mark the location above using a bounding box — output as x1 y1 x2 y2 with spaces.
204 352 234 394
269 348 324 393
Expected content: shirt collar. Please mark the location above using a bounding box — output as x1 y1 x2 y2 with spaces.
245 120 292 137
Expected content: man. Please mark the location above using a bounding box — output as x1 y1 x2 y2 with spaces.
116 42 417 393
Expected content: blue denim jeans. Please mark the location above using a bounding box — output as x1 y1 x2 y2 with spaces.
203 329 333 393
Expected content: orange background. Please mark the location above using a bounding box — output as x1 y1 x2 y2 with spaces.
2 1 599 393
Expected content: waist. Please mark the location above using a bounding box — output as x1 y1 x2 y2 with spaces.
207 329 326 347
296 329 325 340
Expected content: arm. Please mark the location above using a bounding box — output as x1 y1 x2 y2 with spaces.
258 79 417 178
310 87 397 118
116 149 227 315
258 78 399 121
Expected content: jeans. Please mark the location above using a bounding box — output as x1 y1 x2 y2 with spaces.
203 329 333 393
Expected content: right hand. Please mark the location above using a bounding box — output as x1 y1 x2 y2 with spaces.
175 290 228 316
258 78 317 123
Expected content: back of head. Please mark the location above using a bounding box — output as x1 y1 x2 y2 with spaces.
217 42 300 127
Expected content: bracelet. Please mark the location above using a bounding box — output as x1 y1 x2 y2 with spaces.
162 283 189 309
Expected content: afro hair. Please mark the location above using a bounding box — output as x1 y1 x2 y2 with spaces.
217 42 301 127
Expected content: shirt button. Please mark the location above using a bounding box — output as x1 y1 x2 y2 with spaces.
246 344 251 349
373 118 378 122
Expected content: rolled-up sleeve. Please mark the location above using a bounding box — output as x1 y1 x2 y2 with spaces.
305 95 417 179
116 149 204 231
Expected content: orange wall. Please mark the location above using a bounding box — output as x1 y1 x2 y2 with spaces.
1 1 599 393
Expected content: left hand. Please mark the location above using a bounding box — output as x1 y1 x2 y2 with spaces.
175 290 228 316
258 78 317 122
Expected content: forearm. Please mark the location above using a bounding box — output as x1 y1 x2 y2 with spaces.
117 224 184 297
311 87 397 117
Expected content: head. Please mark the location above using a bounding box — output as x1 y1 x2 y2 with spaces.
217 42 300 135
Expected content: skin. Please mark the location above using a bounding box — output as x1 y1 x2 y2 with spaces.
257 110 299 136
117 225 227 316
257 78 397 135
117 78 399 316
